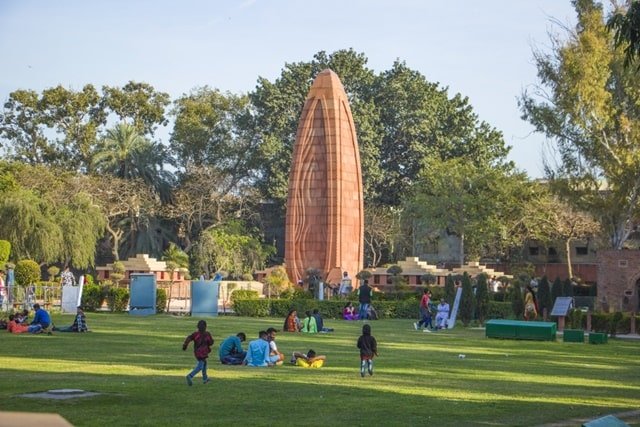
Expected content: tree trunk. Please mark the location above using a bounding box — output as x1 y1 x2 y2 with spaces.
459 233 465 267
106 223 123 261
565 238 573 280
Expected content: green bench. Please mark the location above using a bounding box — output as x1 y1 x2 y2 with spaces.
486 319 557 341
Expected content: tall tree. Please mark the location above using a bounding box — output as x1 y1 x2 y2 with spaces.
521 0 640 249
407 157 537 265
475 273 490 325
459 272 474 326
607 0 640 68
102 81 170 136
537 275 553 320
363 204 402 267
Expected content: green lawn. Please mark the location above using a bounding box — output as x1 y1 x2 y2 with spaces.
1 313 639 426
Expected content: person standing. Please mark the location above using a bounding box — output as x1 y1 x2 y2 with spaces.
357 280 372 320
338 271 352 297
357 324 378 377
524 285 538 321
183 320 214 385
60 266 76 286
414 289 433 331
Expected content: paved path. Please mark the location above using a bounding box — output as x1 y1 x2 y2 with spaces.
539 409 640 427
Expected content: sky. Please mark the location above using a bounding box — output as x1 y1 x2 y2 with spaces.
0 0 578 178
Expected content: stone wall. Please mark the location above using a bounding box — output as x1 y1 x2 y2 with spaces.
596 249 640 312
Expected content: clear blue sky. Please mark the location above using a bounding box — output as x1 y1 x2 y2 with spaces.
0 0 577 178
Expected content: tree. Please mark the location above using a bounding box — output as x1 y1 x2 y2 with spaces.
194 222 274 279
250 49 509 209
407 157 536 265
102 81 170 136
459 273 474 326
444 274 456 306
364 204 402 267
0 240 11 266
0 85 106 171
15 259 40 287
475 274 490 325
263 266 292 298
521 0 640 249
510 281 524 319
162 242 190 311
93 123 174 201
607 1 640 68
563 278 574 297
537 275 553 320
551 277 563 306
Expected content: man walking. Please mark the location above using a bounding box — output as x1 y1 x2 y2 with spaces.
357 280 372 320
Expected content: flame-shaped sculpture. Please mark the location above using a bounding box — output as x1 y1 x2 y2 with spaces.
285 69 364 286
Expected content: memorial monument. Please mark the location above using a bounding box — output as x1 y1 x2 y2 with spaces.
285 69 364 286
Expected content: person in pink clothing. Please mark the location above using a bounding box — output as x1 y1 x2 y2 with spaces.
343 302 358 320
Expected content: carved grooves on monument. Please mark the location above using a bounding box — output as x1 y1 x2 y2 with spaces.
292 99 328 278
341 98 364 267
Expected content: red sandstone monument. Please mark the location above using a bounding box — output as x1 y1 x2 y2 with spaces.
285 69 364 286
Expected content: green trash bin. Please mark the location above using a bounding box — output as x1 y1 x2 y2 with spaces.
588 332 608 344
563 329 584 343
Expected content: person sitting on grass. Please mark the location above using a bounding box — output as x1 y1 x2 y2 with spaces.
312 309 334 333
53 306 88 332
435 299 450 330
219 332 247 365
15 309 29 324
243 331 276 367
7 314 42 334
343 302 358 321
291 349 326 368
266 327 285 365
301 311 317 333
283 309 301 332
31 303 52 331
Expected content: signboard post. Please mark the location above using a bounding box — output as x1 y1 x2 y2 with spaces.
550 297 574 332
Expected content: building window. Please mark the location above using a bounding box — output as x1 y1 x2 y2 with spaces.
373 275 380 285
529 246 539 256
160 271 165 280
619 260 628 268
105 271 109 279
548 247 558 256
575 246 588 256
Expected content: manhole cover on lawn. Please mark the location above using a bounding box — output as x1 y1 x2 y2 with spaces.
19 389 101 400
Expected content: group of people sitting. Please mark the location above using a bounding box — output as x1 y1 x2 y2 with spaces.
282 309 334 333
218 327 325 368
5 304 88 335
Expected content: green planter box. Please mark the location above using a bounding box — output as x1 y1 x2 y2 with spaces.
486 319 557 341
588 332 608 344
563 329 585 343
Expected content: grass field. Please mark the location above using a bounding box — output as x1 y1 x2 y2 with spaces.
1 313 639 426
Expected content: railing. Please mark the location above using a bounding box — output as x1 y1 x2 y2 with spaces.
1 283 62 310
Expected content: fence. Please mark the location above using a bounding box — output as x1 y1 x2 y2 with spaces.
1 283 62 311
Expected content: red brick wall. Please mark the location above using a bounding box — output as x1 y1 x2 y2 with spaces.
597 250 640 312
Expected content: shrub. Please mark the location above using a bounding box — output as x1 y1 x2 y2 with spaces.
0 240 10 265
568 308 584 329
459 273 474 326
230 289 259 301
609 311 623 337
83 284 106 311
233 299 271 317
487 301 513 319
537 276 552 319
156 288 167 313
444 274 456 306
510 282 524 319
47 266 60 282
106 286 130 312
15 259 41 286
475 274 490 325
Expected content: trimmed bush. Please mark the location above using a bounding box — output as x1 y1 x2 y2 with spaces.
230 289 259 301
83 284 106 311
0 240 10 265
487 301 513 319
156 288 167 313
106 286 130 312
15 259 41 286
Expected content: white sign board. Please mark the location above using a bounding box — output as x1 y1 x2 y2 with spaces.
448 286 463 329
61 286 80 313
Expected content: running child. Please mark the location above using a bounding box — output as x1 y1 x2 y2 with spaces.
182 320 214 386
357 324 378 377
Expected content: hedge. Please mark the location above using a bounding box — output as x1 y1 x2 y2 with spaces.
233 299 516 320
